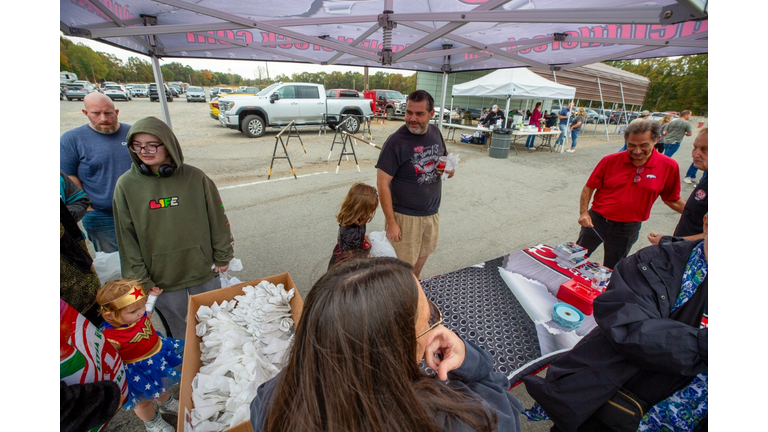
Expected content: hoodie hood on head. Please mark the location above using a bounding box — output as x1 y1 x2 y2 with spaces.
125 117 184 169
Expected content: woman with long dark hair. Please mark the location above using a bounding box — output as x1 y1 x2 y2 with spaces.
250 257 523 432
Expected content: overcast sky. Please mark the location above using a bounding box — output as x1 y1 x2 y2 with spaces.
63 36 416 80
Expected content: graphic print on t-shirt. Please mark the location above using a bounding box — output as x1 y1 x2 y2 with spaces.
411 143 442 185
149 196 179 210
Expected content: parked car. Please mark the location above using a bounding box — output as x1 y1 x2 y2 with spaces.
326 89 361 98
130 84 148 97
209 87 221 99
186 86 206 102
235 86 261 94
584 109 608 124
208 92 256 119
74 80 97 92
215 88 234 98
99 81 117 93
217 83 375 138
363 89 406 120
168 82 185 95
149 83 173 102
61 83 91 101
103 84 132 101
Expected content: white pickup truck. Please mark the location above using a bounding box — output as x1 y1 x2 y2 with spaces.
217 82 375 138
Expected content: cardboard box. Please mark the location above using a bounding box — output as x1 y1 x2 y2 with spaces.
177 273 304 432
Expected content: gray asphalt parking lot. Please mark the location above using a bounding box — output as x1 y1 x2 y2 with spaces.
60 96 706 431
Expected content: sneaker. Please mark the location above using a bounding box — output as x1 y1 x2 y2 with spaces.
145 413 175 432
683 177 692 184
691 178 699 184
528 147 536 151
565 149 574 153
156 397 179 416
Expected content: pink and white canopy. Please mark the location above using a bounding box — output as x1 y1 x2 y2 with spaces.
61 0 708 73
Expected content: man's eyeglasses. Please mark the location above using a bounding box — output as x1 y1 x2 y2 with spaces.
128 142 164 154
416 299 443 339
633 166 645 183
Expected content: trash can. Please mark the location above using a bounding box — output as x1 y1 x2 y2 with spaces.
489 128 512 159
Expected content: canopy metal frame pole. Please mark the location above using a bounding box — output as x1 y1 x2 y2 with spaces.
438 44 452 131
552 70 571 153
596 77 610 142
150 55 172 129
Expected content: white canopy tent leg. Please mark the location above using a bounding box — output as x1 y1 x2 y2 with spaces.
504 95 510 128
450 95 454 124
150 54 172 129
438 71 448 130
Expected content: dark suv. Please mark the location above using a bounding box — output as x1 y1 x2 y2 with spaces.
149 83 173 102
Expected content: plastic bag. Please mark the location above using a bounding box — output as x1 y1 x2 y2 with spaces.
219 271 242 288
368 231 397 258
93 251 121 285
441 153 460 181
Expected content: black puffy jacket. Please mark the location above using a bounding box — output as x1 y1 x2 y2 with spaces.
524 239 707 431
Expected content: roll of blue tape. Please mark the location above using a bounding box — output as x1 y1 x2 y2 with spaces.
551 303 584 330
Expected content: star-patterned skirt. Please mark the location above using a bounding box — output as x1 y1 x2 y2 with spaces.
122 336 184 410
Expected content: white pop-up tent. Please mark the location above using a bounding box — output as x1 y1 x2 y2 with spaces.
452 68 576 118
452 68 575 130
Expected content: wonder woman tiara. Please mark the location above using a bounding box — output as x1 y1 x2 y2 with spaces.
100 286 147 310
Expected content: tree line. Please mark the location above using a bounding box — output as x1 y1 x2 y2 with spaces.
60 37 416 93
61 36 706 114
605 54 707 116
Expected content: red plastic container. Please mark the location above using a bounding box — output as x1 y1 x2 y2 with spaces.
556 279 601 315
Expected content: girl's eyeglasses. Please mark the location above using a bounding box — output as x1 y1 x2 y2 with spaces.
128 142 164 154
416 299 443 338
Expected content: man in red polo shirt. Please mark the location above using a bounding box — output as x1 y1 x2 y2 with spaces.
576 119 685 269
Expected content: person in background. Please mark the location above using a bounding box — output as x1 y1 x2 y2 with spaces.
525 214 708 432
479 107 488 122
376 90 455 279
565 107 586 153
648 127 708 245
663 110 693 157
328 182 378 269
655 114 674 153
250 258 524 432
554 102 574 149
60 92 132 253
524 102 543 150
481 104 505 128
575 119 685 269
60 172 103 326
113 117 234 340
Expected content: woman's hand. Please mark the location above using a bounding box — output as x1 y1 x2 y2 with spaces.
423 325 466 381
148 286 163 296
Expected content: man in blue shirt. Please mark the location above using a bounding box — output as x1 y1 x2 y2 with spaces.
61 93 132 253
553 102 573 148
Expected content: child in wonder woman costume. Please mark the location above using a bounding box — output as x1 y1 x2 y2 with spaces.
96 279 184 432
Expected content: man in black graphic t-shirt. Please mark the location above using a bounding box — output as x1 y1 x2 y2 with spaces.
376 90 455 278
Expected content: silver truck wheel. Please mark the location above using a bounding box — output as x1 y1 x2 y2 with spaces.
242 115 265 138
342 115 360 134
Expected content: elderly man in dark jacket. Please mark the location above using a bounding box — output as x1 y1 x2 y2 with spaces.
524 215 708 432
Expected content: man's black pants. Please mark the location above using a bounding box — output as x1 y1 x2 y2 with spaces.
576 209 642 269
